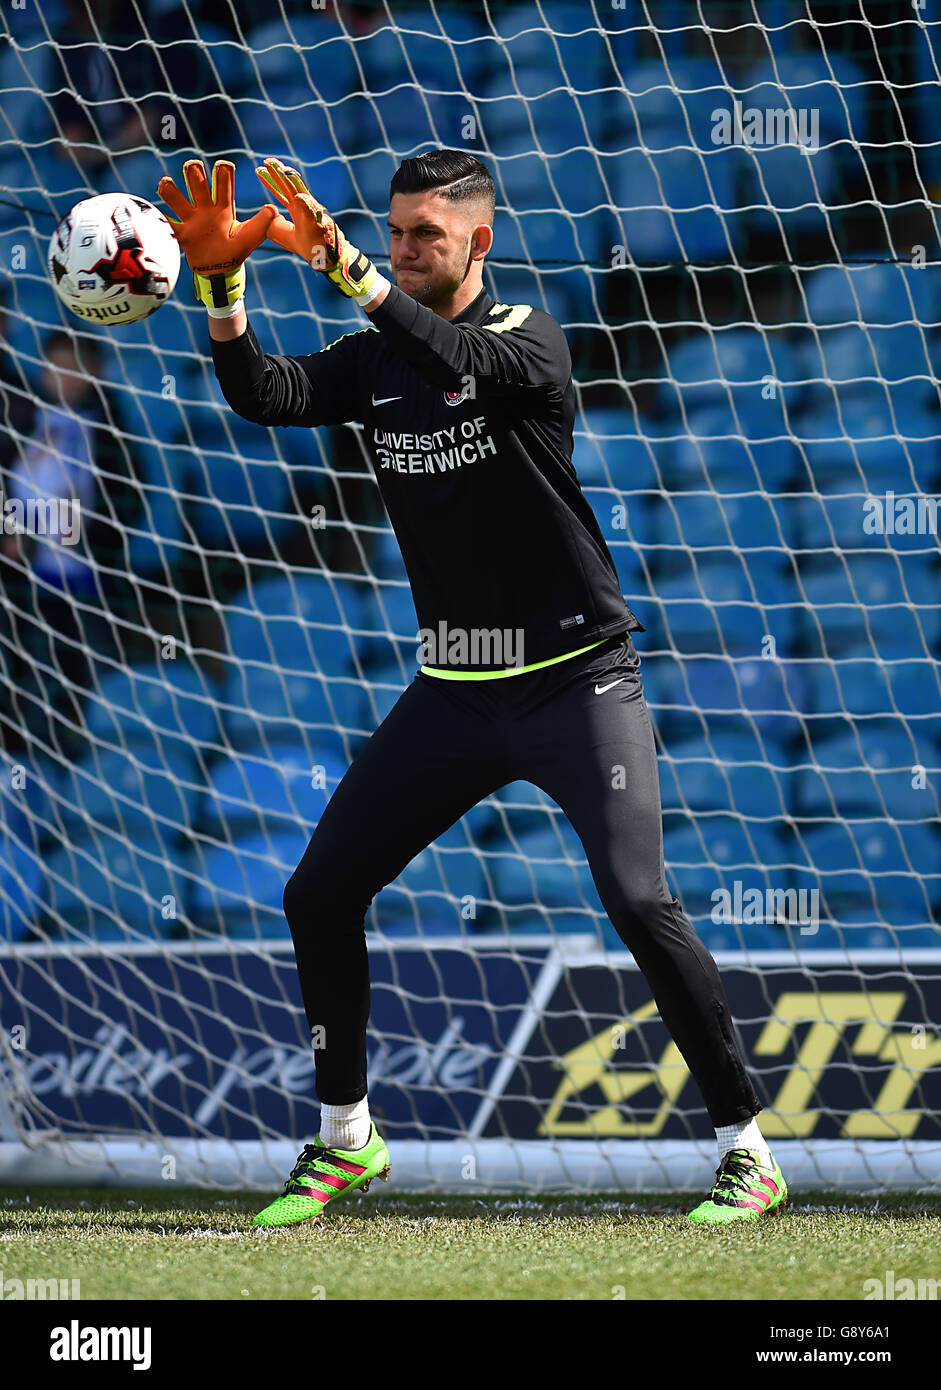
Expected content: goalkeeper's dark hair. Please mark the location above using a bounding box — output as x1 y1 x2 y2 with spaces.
391 150 495 224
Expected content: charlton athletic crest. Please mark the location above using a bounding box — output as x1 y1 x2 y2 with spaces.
444 381 473 406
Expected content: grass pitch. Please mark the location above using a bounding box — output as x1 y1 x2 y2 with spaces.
2 1187 940 1300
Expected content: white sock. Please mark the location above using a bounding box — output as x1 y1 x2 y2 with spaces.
715 1116 772 1168
319 1096 371 1151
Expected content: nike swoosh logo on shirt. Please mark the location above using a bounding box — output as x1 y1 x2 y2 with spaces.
371 394 402 406
594 679 626 695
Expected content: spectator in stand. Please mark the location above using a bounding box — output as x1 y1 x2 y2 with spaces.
1 331 144 757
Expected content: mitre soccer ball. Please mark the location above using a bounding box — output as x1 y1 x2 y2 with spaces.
47 192 180 325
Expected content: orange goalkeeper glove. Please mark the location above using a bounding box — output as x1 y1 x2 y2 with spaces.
255 157 387 304
157 159 277 313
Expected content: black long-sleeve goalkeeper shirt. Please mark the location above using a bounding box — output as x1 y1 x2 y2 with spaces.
211 283 643 673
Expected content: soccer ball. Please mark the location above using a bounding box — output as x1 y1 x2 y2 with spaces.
47 192 180 325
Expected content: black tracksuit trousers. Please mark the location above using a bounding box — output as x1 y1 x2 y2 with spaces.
282 633 762 1126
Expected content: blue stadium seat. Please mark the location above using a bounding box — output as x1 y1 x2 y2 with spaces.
795 822 937 928
665 408 801 496
370 526 408 582
583 486 657 553
805 655 941 719
739 142 840 237
791 425 940 499
184 434 291 550
607 145 742 263
190 828 307 937
244 16 359 109
357 662 412 727
226 573 363 678
572 410 669 493
200 744 347 840
348 149 401 209
652 489 788 554
659 328 803 420
0 838 43 941
376 843 489 933
463 780 564 843
358 582 421 669
222 666 367 748
57 747 201 851
658 729 789 819
741 54 868 144
792 718 941 822
126 443 191 577
358 6 489 93
490 826 603 925
493 3 611 94
804 255 940 330
663 815 791 947
615 58 732 150
0 40 55 142
642 652 809 746
42 835 194 939
797 324 940 414
790 553 941 658
550 149 608 219
84 660 222 760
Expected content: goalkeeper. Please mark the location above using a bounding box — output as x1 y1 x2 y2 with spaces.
158 152 787 1228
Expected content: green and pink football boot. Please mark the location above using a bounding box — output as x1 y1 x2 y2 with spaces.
253 1123 391 1228
686 1147 787 1224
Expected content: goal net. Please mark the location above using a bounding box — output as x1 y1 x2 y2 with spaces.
0 0 939 1191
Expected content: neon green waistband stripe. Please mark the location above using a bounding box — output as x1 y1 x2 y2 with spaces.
420 638 606 681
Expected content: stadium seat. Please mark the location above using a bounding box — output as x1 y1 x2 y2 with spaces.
614 58 732 151
662 815 792 948
791 717 941 823
84 660 222 761
642 652 809 747
739 141 840 238
606 144 743 263
658 328 803 421
490 825 604 924
794 822 938 928
200 743 348 840
222 665 367 749
463 780 565 843
358 582 421 669
665 408 801 496
126 443 191 578
572 409 669 494
358 6 489 93
741 54 868 144
0 838 43 941
243 16 359 109
190 828 308 938
647 546 794 657
803 255 940 331
797 324 940 415
658 729 789 819
376 842 489 933
789 552 941 658
225 572 363 678
42 834 194 939
652 489 788 555
57 746 201 851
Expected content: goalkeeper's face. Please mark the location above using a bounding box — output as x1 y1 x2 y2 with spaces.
388 192 492 308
